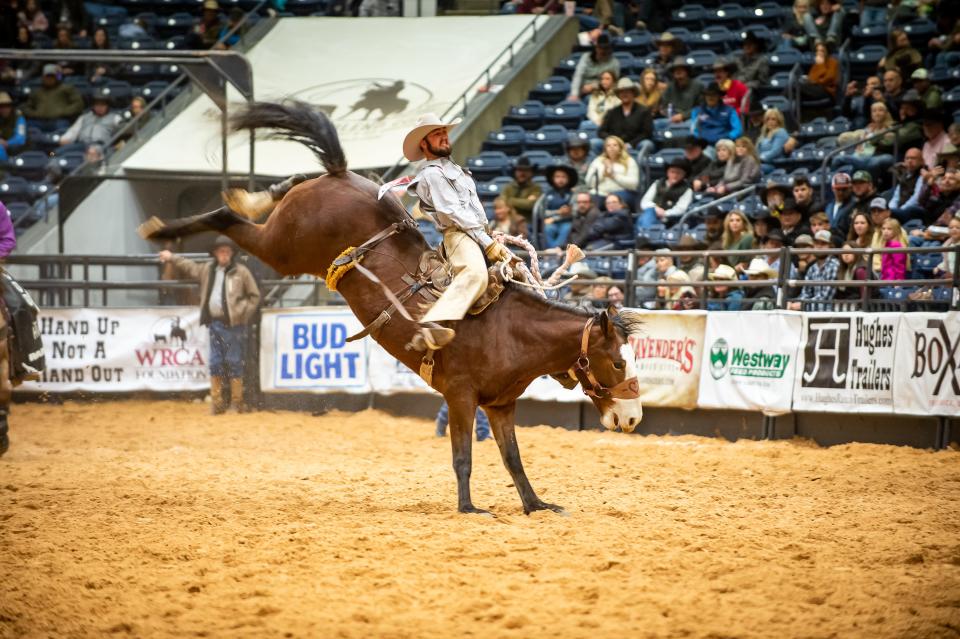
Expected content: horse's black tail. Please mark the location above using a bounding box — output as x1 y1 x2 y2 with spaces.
229 100 347 176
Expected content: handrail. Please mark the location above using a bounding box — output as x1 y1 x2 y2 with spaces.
818 122 901 201
380 13 554 182
674 183 759 230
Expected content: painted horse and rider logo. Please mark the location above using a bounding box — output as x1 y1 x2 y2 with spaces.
151 316 190 348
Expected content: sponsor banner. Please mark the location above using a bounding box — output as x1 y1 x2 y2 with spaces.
627 311 705 409
260 308 369 393
793 313 898 413
698 312 801 414
18 307 209 392
893 312 960 416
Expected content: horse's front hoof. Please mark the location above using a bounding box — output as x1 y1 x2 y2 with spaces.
525 501 567 516
459 506 495 518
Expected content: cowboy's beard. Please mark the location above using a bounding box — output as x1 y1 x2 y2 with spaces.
426 140 451 157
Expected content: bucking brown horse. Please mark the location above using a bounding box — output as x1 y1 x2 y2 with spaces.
140 101 643 515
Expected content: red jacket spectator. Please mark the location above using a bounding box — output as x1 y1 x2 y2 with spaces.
713 59 749 114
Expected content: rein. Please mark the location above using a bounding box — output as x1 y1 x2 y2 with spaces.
570 316 640 400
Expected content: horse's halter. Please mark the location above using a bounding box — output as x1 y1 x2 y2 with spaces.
570 316 640 400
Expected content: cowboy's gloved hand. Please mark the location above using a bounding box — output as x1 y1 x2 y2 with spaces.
484 242 515 263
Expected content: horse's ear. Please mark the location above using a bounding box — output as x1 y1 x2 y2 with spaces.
599 309 611 338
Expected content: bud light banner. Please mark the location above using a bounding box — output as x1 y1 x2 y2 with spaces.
260 308 369 392
698 312 802 415
793 313 899 413
17 307 209 392
626 310 705 409
893 312 960 416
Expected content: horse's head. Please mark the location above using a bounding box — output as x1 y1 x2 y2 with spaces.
573 307 644 433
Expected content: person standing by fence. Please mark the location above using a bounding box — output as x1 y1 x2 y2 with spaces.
159 236 260 415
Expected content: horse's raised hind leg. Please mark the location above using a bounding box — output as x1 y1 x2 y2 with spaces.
485 402 565 516
446 396 490 516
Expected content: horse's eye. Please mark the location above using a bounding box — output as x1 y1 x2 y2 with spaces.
613 361 625 371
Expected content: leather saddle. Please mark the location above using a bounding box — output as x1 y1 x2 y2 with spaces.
412 245 508 317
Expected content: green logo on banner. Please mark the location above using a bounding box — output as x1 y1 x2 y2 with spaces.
710 338 792 380
709 338 729 379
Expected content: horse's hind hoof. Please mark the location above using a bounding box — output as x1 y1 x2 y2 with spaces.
525 501 567 516
460 506 495 518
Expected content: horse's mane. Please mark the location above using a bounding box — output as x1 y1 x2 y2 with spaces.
505 283 644 336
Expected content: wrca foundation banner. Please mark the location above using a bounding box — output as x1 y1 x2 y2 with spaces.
19 307 209 392
698 312 802 415
793 313 898 413
626 310 705 409
894 312 960 415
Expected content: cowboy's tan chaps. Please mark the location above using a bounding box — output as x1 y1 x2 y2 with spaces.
420 229 488 324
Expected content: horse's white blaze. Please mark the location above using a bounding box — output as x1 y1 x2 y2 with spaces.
602 344 643 433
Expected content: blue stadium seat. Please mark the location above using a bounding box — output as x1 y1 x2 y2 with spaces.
503 100 545 131
554 53 581 79
578 119 599 138
672 4 709 29
9 151 49 181
738 25 776 48
713 3 749 27
613 52 637 76
683 49 718 73
614 30 653 54
524 125 569 155
646 149 686 180
664 27 698 48
7 202 33 229
943 88 960 114
825 116 852 135
138 80 171 103
848 45 887 78
483 125 526 156
901 19 936 46
465 151 511 182
116 37 160 50
156 12 198 36
655 122 693 148
28 181 54 203
63 76 91 99
0 177 32 203
157 63 183 78
477 176 514 202
519 150 555 169
761 95 792 116
749 2 784 26
99 80 134 107
163 36 188 50
851 23 888 47
118 62 159 81
767 48 803 73
931 67 960 91
529 76 571 105
52 151 86 176
932 287 952 303
543 100 587 129
695 26 737 53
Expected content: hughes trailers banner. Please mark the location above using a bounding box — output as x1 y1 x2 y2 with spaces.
792 313 899 413
19 307 210 392
894 312 960 416
698 312 802 415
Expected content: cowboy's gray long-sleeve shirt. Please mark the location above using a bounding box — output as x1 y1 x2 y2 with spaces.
412 158 494 248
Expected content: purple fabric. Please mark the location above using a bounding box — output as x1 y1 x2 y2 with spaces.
0 202 16 259
880 240 906 281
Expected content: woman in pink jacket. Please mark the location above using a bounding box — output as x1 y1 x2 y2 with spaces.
879 218 907 281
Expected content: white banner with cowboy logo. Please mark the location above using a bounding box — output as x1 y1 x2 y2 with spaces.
698 312 802 415
792 312 899 414
260 308 370 393
626 310 706 409
893 312 960 416
17 307 209 392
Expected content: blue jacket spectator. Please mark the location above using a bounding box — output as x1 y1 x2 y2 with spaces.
690 83 742 144
541 162 577 249
0 92 27 162
756 108 790 170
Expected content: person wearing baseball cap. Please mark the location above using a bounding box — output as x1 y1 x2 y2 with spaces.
662 56 705 123
503 155 541 219
910 68 942 110
20 64 84 131
850 170 879 216
690 83 742 144
0 92 27 162
826 172 856 235
789 229 840 311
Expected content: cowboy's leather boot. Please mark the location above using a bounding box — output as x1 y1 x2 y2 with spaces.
229 378 249 413
210 377 228 415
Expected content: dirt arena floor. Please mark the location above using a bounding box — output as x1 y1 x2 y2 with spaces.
1 400 959 638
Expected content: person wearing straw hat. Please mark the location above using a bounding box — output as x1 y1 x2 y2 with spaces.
598 77 654 153
0 92 27 162
402 114 512 351
743 258 778 310
706 264 743 311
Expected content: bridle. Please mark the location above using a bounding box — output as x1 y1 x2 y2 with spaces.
570 316 640 400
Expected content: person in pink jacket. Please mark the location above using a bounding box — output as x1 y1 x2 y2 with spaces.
880 218 907 281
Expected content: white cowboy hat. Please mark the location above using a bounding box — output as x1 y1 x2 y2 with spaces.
708 264 737 281
402 113 462 162
743 257 776 277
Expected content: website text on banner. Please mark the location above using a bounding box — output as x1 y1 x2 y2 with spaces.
18 308 210 393
792 313 899 414
698 312 802 415
259 309 369 393
894 312 960 416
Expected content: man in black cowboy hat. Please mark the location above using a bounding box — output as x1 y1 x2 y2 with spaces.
712 58 748 115
748 208 781 245
502 155 542 220
569 32 620 101
159 236 261 414
541 161 578 248
598 77 654 152
683 137 711 180
661 56 704 123
760 181 791 216
639 158 693 228
735 32 770 91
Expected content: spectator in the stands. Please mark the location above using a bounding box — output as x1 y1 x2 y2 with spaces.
598 78 654 155
87 26 113 81
756 108 790 172
734 32 769 91
917 167 960 226
880 218 908 281
488 197 528 238
639 158 693 228
706 265 743 311
921 110 950 171
928 15 960 69
750 209 780 245
940 145 960 171
541 162 577 248
581 193 633 248
859 0 887 27
880 29 923 79
782 0 813 50
84 142 104 168
762 229 796 284
809 211 834 244
653 248 677 280
843 75 880 129
0 92 27 163
22 64 84 132
743 104 765 143
780 199 811 246
18 0 48 33
826 172 856 235
909 68 942 110
570 32 619 101
789 229 840 310
60 91 123 147
759 181 790 217
584 135 640 206
712 59 748 115
800 40 840 104
502 156 541 221
683 138 711 183
693 138 735 192
791 233 815 281
877 69 905 117
830 101 897 175
674 234 708 280
707 137 760 196
215 8 246 49
568 191 602 247
690 83 741 144
802 0 843 47
51 0 88 35
889 147 926 221
359 0 400 16
949 124 960 149
933 214 960 280
586 70 620 127
743 258 778 310
846 211 874 249
662 57 703 124
633 238 659 309
721 210 755 270
657 270 698 311
564 135 591 190
52 25 83 77
791 175 823 219
835 242 869 304
636 68 662 113
895 90 926 150
703 207 725 248
198 0 224 49
651 32 683 82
